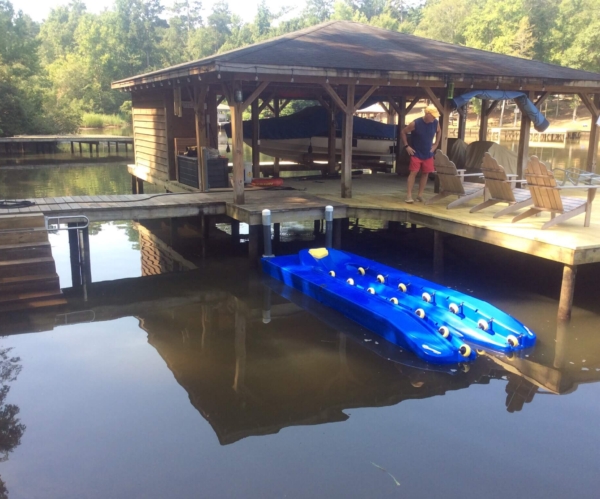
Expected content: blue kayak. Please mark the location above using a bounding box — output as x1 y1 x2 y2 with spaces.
262 248 536 364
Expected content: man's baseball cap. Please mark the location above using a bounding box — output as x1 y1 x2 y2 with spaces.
424 104 440 118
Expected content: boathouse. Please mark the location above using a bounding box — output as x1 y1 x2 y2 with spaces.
112 20 600 203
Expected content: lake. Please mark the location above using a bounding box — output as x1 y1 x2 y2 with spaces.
0 140 599 498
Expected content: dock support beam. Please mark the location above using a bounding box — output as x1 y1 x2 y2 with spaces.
229 91 245 204
262 209 273 258
516 92 534 179
583 93 600 172
558 264 577 321
325 206 333 248
249 225 261 261
479 99 489 142
341 84 355 198
252 99 260 179
328 103 337 176
333 219 342 249
68 223 82 287
457 106 467 141
273 99 281 178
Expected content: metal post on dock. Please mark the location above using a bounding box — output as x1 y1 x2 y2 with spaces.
325 205 334 248
262 209 273 258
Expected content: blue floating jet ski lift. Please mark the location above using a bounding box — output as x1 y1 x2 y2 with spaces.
262 248 536 364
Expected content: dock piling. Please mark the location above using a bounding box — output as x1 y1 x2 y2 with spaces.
262 209 273 257
558 264 577 321
325 206 334 248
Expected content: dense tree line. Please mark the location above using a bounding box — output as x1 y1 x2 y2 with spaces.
0 0 599 136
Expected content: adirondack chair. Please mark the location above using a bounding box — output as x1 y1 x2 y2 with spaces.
470 153 533 217
512 156 597 230
425 151 484 209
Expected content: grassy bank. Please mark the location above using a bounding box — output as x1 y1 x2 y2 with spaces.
81 113 127 128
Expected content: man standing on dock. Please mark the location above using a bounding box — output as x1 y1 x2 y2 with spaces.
401 105 441 203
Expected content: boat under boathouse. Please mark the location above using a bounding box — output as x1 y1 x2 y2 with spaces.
108 20 600 321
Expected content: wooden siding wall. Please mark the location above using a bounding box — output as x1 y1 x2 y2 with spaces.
132 90 169 181
133 89 196 181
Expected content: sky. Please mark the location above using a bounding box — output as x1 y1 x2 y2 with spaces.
11 0 300 23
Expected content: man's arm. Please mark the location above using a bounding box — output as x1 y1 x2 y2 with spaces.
431 123 442 153
401 121 416 156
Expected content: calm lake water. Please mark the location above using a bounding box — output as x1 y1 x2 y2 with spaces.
0 140 599 498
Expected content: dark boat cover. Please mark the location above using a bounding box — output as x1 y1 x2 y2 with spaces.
451 90 550 132
222 106 397 141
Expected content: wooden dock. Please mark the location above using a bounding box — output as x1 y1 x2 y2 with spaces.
0 135 133 155
0 214 65 313
2 172 600 319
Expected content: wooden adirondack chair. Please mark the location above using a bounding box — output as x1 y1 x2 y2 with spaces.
470 152 533 217
512 156 597 230
425 151 484 209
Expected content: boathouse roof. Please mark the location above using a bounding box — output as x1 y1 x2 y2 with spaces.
112 21 600 90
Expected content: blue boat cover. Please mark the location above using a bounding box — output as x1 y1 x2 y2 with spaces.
451 90 550 132
222 106 398 140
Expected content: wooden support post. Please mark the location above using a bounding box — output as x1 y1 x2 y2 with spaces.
558 264 577 321
479 100 489 142
194 85 209 192
517 92 534 179
207 88 219 149
273 99 280 178
248 225 261 261
231 219 240 244
333 219 342 249
252 98 260 179
70 142 74 154
440 96 450 154
433 230 444 277
273 222 281 245
116 142 119 154
136 178 144 195
585 94 600 172
78 142 82 154
230 98 245 204
131 175 138 194
554 320 568 369
341 84 355 198
107 142 111 155
78 227 92 289
313 219 321 235
328 102 337 175
396 96 406 175
457 106 467 140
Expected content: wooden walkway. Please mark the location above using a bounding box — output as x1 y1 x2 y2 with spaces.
1 173 600 268
0 135 133 154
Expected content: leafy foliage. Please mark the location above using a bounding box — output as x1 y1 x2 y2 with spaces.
0 0 598 136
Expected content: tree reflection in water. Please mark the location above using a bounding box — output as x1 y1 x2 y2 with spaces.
0 347 25 498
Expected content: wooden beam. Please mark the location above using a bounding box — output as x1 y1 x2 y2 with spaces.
354 85 379 111
457 106 467 140
558 264 577 321
273 99 280 178
485 100 500 117
258 97 272 113
479 99 489 142
322 82 349 115
516 91 534 179
280 99 291 111
535 92 549 109
242 81 270 110
586 94 600 172
579 92 599 117
378 101 391 114
341 84 355 198
396 96 407 175
440 96 450 154
207 88 219 149
194 85 208 192
406 96 420 114
423 87 443 114
252 98 260 179
316 95 330 112
229 82 245 204
328 102 337 175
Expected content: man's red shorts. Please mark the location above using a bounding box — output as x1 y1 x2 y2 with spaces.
409 156 435 173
